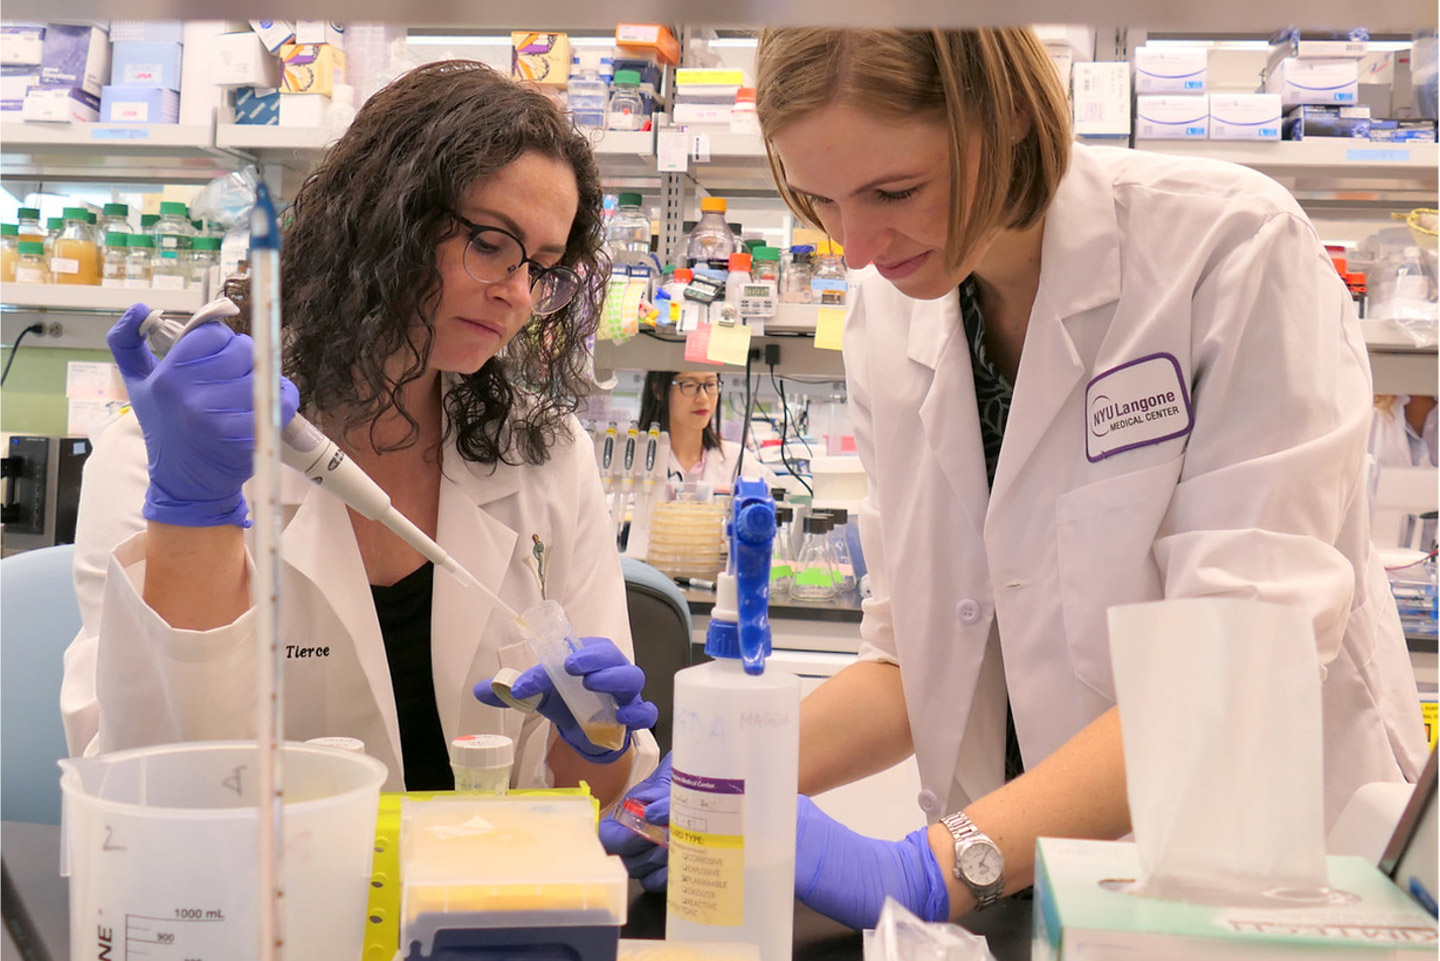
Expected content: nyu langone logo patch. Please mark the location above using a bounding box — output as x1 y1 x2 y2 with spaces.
1085 353 1193 462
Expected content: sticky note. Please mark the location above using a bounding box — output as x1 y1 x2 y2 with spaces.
707 321 753 365
814 307 846 351
685 323 720 364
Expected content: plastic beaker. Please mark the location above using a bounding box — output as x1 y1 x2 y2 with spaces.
59 740 387 961
515 599 627 751
450 734 514 794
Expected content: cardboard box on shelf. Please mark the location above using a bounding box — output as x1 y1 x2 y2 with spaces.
510 32 569 87
109 22 185 44
208 31 282 88
1133 46 1207 94
1265 57 1360 107
1135 94 1210 140
21 84 100 122
39 23 109 97
1072 61 1130 138
294 21 345 50
100 85 179 123
248 19 296 53
1368 119 1437 142
1 24 45 66
615 23 679 66
1208 93 1283 140
1283 103 1372 140
279 43 346 96
234 85 279 124
279 91 329 126
1 66 39 112
111 41 183 92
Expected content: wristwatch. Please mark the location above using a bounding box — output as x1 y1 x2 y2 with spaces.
939 811 1005 910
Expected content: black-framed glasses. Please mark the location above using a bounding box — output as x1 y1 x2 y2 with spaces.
672 378 721 397
447 210 580 316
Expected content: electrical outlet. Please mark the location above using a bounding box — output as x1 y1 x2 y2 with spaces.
43 322 63 338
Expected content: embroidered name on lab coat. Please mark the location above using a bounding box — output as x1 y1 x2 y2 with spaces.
1085 352 1194 462
286 644 331 659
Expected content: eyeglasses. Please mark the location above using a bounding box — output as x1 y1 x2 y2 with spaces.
446 210 581 316
672 379 721 397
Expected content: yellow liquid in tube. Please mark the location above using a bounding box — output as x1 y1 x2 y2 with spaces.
52 237 101 285
581 720 627 752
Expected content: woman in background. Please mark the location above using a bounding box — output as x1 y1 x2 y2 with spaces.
637 369 775 491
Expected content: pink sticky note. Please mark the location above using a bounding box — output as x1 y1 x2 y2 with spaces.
685 323 721 364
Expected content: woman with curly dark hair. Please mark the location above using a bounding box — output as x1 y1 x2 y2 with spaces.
63 61 660 802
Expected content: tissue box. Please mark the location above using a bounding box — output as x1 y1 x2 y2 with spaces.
1134 46 1207 94
510 32 570 87
233 85 279 124
248 20 296 53
1265 58 1360 107
1 24 45 66
100 85 179 123
279 43 346 95
1207 94 1283 140
1 66 39 112
208 32 281 88
40 23 109 97
1135 95 1210 139
1033 838 1438 960
279 91 329 126
294 21 345 50
1283 104 1373 140
1369 120 1438 143
21 84 99 122
1268 30 1370 64
1072 61 1130 138
111 41 183 92
109 22 185 43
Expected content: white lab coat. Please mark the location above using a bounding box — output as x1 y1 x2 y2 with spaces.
62 400 659 792
1369 396 1439 468
845 143 1426 831
667 439 775 491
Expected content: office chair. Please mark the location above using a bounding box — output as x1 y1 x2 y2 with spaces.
621 557 693 756
1 544 80 824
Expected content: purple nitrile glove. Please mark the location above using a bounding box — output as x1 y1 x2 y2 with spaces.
108 302 299 528
599 752 672 891
794 795 950 930
474 637 658 762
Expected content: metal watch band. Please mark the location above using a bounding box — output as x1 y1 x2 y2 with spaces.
939 811 1005 910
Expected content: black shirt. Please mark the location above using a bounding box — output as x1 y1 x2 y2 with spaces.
371 562 454 790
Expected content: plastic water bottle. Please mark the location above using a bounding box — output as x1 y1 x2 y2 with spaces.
685 197 737 272
668 481 799 961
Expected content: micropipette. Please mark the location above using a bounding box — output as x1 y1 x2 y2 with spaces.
137 304 520 623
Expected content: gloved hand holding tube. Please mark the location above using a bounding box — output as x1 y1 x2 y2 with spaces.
108 301 300 528
598 752 672 890
474 636 658 763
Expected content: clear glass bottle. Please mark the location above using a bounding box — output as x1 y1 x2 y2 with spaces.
42 217 63 266
812 241 848 306
780 245 815 304
190 235 221 291
102 231 130 288
140 213 160 233
151 247 188 289
819 507 857 592
100 203 130 238
607 69 645 131
728 223 747 255
15 241 49 284
16 207 45 243
52 207 101 285
153 201 195 278
567 64 608 132
791 514 838 601
0 223 17 283
686 197 736 272
125 233 154 288
606 192 651 266
751 246 781 284
770 505 796 596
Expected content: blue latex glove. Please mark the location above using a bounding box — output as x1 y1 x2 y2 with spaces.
474 637 658 762
109 303 299 528
794 795 950 931
598 752 672 891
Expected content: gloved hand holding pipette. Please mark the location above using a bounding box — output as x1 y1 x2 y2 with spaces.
109 301 300 528
474 640 658 763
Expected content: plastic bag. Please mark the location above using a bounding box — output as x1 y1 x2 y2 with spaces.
188 165 260 232
863 897 995 961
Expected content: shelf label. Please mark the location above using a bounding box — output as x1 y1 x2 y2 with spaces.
657 129 688 172
91 126 151 141
1346 147 1409 163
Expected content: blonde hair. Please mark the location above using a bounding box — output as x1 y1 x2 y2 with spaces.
755 28 1071 271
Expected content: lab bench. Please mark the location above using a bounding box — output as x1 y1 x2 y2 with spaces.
0 818 1036 960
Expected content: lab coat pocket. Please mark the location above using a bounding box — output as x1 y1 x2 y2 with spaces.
1054 454 1184 700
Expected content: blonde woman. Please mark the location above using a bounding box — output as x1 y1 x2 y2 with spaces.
602 28 1424 928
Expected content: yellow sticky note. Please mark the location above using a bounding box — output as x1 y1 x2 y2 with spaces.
707 322 753 366
814 307 846 351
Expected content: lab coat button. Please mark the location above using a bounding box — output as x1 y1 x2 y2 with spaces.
917 789 940 815
956 598 982 625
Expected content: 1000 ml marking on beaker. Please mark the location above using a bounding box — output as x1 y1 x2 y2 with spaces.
123 910 228 958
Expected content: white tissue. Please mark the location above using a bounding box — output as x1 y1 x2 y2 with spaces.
1108 598 1330 906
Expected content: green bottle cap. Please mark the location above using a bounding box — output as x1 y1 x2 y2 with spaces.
193 237 221 250
85 211 98 224
17 207 40 220
753 245 781 261
617 191 643 208
742 238 763 253
0 224 16 237
614 69 641 85
63 207 89 221
128 234 154 248
47 217 64 230
106 231 129 246
141 214 160 228
18 241 44 255
103 202 129 217
159 201 189 217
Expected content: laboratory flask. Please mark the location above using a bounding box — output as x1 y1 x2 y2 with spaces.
60 740 387 961
791 514 838 601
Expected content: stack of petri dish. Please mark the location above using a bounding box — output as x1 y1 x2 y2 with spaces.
646 498 729 580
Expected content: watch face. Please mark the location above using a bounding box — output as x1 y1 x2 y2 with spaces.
959 841 1003 887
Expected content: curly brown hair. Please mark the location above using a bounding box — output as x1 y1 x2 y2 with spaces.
244 60 608 466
